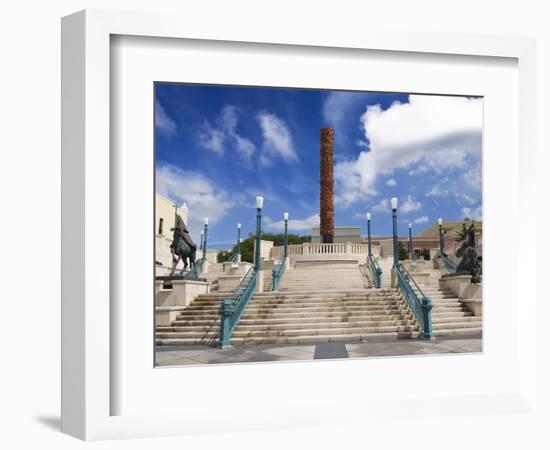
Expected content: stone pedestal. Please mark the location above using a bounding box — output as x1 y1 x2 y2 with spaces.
256 270 264 293
440 274 482 299
155 279 209 326
156 306 187 326
156 279 209 308
391 267 398 288
284 256 292 271
440 274 482 316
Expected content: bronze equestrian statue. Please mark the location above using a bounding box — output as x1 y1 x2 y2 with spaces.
169 215 198 276
455 222 482 283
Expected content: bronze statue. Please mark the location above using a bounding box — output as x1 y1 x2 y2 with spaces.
169 215 197 276
455 222 482 283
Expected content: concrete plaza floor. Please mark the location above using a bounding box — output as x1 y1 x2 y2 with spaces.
155 334 482 367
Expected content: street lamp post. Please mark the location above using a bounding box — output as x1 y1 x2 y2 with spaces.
236 223 241 257
366 212 372 257
391 198 399 267
408 223 413 259
255 197 264 271
202 218 209 261
438 218 444 257
283 212 289 258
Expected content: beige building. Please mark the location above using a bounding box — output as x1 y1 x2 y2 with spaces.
310 226 362 244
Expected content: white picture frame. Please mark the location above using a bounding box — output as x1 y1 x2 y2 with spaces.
61 9 537 441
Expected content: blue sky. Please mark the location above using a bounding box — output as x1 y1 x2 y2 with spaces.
155 83 483 249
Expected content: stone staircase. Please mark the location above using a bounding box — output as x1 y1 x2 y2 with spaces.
377 257 394 288
156 261 418 346
155 259 481 346
156 292 225 346
413 276 482 337
155 288 422 345
278 261 371 291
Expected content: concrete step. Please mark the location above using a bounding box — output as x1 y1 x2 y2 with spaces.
156 331 420 345
163 319 418 333
253 288 394 297
433 321 482 330
432 328 482 337
432 316 482 324
243 305 412 314
158 324 420 339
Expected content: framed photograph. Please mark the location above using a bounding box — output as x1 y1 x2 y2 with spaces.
62 9 537 441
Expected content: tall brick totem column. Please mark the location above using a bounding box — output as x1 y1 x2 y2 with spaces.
320 128 335 243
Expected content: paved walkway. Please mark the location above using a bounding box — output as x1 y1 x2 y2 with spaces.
155 335 482 367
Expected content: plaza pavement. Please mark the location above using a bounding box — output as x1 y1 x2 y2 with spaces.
155 334 482 367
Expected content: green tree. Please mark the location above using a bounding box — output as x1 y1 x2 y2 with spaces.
217 249 233 263
221 232 311 264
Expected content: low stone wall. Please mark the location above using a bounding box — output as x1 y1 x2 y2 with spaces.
156 279 209 308
440 274 482 316
440 274 482 299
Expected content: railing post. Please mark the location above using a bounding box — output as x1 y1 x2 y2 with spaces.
236 223 241 261
272 267 279 291
345 242 351 256
283 212 289 258
376 267 382 288
366 212 372 257
303 242 309 255
438 218 445 257
202 218 209 261
391 198 400 268
421 296 433 339
218 299 234 348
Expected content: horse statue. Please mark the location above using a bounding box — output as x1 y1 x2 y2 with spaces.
455 222 482 283
169 215 198 277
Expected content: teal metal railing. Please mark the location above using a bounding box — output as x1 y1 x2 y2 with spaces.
395 264 433 339
218 267 258 347
271 258 286 291
367 255 382 288
227 252 239 263
410 250 419 261
441 255 456 274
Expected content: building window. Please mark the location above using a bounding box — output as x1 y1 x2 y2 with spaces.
158 218 164 235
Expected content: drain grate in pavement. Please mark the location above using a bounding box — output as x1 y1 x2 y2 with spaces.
313 342 349 360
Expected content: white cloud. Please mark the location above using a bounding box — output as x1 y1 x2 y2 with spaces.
323 91 369 130
155 101 176 137
426 185 449 198
196 105 256 159
385 178 397 186
414 216 429 224
334 95 483 206
156 163 236 237
257 111 298 165
196 123 225 155
372 198 390 213
462 163 482 192
461 206 483 220
400 195 422 213
265 213 320 231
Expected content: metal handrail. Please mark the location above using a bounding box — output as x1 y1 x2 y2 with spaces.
441 255 456 273
367 255 382 288
218 267 258 347
227 252 239 263
271 258 286 291
395 264 433 339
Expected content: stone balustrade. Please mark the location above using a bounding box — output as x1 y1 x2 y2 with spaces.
270 242 379 261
